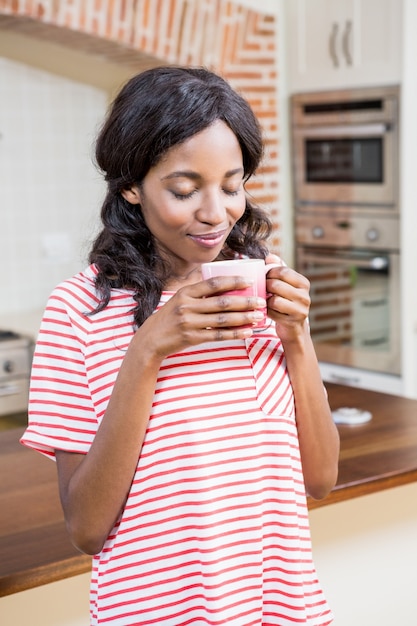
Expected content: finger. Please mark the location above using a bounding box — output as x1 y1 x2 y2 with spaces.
267 293 309 319
268 281 310 307
172 293 265 322
199 325 255 342
169 296 265 336
201 308 266 328
203 293 266 313
265 253 283 266
187 275 255 298
266 265 309 288
267 275 310 306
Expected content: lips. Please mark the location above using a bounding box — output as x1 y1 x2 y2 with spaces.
188 229 228 248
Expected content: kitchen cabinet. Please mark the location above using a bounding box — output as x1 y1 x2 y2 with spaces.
285 0 403 93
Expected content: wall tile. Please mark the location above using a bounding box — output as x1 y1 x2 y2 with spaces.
0 57 107 316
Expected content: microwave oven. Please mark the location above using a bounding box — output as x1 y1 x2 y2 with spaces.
290 85 400 212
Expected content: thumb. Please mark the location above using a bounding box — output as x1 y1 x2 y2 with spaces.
265 252 284 266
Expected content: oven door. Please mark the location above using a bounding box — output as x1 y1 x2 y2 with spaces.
296 246 400 375
293 122 397 208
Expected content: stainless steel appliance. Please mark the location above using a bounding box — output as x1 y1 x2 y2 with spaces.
291 85 399 211
296 213 400 375
0 330 33 416
291 86 401 381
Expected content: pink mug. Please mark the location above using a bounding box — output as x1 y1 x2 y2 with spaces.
201 258 281 328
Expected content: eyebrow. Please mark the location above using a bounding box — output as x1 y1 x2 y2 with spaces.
161 167 244 181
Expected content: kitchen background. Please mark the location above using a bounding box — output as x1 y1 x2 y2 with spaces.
1 1 417 625
1 0 416 400
0 0 282 314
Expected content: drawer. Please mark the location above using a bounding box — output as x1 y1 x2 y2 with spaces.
0 378 30 416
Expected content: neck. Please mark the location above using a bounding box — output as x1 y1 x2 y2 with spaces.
164 265 202 290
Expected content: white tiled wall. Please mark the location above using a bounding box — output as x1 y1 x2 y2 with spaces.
0 57 107 316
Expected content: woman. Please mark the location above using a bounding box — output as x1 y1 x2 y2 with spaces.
22 66 339 625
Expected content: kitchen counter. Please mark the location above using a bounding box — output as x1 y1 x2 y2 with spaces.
309 383 417 509
0 425 91 598
1 382 417 597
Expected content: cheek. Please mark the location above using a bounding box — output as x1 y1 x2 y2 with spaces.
142 200 190 231
230 194 247 221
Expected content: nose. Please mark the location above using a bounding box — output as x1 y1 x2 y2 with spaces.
197 189 227 225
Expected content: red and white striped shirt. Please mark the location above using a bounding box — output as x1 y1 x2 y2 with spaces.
21 264 333 626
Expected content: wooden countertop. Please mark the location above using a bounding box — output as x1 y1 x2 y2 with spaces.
0 427 91 597
1 382 417 596
308 383 417 508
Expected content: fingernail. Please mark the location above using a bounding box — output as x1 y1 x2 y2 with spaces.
252 311 264 320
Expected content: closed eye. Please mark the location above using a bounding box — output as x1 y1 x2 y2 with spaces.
171 190 197 200
172 188 241 201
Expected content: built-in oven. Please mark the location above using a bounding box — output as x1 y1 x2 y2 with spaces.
296 213 400 376
291 85 400 211
291 85 401 389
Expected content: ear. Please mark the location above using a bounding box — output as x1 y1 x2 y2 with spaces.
121 185 141 205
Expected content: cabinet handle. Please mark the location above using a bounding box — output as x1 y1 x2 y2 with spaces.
329 22 339 67
0 383 20 397
361 299 388 308
342 20 353 65
360 336 388 347
328 373 361 385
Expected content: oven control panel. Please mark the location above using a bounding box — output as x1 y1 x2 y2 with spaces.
296 213 399 250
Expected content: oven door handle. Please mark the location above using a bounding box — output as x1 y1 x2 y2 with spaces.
301 252 388 270
297 123 390 138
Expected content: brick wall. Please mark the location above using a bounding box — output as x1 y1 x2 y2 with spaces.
0 0 281 249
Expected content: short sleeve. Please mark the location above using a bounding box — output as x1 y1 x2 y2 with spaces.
20 286 98 460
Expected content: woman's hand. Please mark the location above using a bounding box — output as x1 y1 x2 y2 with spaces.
136 276 266 361
264 255 339 501
265 253 311 344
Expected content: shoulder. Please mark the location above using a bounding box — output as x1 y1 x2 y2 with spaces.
48 264 100 314
43 265 140 348
46 264 135 317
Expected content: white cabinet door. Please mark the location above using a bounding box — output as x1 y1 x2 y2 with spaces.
286 0 402 93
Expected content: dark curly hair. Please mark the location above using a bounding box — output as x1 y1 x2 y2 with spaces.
89 65 272 327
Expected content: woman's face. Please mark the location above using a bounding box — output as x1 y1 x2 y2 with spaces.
124 120 246 283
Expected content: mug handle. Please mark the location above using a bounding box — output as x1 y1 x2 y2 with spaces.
264 262 283 301
264 262 283 276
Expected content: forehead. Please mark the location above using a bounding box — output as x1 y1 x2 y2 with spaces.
156 120 243 173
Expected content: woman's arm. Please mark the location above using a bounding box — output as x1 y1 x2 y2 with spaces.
55 340 162 555
265 256 340 500
55 274 267 554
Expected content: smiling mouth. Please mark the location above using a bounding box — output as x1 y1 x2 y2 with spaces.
188 230 228 247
